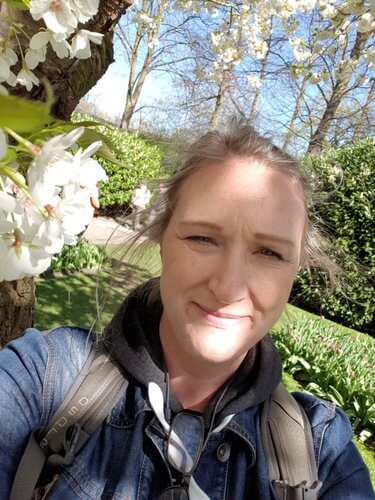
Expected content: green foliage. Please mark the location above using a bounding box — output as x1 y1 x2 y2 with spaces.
293 138 375 334
0 92 52 133
49 238 107 273
271 317 375 439
3 0 30 9
72 114 163 212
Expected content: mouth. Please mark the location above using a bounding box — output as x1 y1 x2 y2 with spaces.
192 302 250 329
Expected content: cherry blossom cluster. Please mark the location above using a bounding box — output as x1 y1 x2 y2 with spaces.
0 122 107 282
179 0 374 84
0 0 104 91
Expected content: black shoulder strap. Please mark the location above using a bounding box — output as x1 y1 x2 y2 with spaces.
10 345 128 500
261 383 322 500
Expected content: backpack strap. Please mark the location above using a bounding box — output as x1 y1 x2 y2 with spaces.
261 383 322 500
10 345 128 500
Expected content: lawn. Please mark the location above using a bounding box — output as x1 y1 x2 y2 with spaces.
35 243 375 485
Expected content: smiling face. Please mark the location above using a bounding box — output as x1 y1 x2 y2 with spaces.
159 159 306 373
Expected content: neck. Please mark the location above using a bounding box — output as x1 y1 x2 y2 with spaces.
161 338 244 412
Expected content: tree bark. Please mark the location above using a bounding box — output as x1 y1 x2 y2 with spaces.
352 77 375 142
120 0 164 130
7 0 133 119
307 30 371 155
0 0 132 345
0 279 36 347
283 76 308 150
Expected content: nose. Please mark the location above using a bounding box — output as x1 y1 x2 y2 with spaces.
207 251 250 305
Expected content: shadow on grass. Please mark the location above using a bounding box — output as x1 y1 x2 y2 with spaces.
35 258 156 332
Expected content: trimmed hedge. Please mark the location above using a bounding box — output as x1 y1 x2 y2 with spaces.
292 138 374 335
72 114 164 214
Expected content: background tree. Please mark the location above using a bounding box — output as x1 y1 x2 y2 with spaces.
0 0 132 345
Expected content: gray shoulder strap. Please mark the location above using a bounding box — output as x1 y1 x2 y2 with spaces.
10 345 128 500
261 383 322 500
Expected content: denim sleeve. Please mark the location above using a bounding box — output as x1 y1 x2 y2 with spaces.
0 328 50 497
0 326 95 498
318 406 374 499
294 391 374 499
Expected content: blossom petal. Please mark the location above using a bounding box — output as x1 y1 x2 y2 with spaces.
0 191 23 215
0 128 7 159
29 31 51 50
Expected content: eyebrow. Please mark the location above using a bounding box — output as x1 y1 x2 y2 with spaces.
254 232 295 247
178 221 222 231
178 221 295 247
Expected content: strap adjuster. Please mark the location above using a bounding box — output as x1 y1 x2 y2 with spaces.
273 479 322 500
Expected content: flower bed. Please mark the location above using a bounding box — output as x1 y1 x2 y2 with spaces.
271 317 375 442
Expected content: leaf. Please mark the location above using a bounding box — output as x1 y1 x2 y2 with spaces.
0 165 28 190
0 148 17 165
77 128 124 166
0 94 52 134
3 0 30 9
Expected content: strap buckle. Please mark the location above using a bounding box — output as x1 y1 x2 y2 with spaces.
62 423 81 465
273 479 322 500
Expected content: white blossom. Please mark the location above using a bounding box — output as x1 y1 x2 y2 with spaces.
29 30 72 60
71 29 104 59
357 13 375 33
70 0 100 24
247 74 262 88
291 38 311 62
30 0 78 34
16 67 40 91
27 128 84 205
0 129 7 159
25 45 47 70
0 46 18 82
0 237 52 281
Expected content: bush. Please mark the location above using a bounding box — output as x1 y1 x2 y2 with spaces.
292 138 374 335
271 317 375 440
49 238 107 273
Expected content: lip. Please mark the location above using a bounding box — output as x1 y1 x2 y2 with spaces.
192 302 250 329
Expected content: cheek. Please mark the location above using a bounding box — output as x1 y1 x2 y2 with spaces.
253 270 296 312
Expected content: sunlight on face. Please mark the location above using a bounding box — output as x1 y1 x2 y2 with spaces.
159 159 306 372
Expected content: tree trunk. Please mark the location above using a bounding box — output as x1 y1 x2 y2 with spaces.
307 30 371 155
352 77 375 142
120 0 164 130
249 20 272 120
0 0 132 345
283 77 308 150
210 66 233 127
0 279 36 347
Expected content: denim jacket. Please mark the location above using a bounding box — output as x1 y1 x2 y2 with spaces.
0 326 373 499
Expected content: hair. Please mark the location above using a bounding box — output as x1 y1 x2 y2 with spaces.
136 118 340 301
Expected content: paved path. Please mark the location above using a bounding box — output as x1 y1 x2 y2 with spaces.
83 216 137 245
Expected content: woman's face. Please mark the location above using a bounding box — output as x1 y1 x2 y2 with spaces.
159 159 305 371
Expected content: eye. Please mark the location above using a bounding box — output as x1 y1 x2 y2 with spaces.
257 248 283 260
186 235 215 245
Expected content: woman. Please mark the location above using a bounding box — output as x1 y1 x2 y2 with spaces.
0 121 373 499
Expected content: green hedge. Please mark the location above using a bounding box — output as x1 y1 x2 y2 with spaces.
292 138 374 335
48 238 107 273
72 114 164 214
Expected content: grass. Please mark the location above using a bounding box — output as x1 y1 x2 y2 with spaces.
35 243 374 485
35 243 161 332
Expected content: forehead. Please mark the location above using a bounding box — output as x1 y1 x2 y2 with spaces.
173 159 305 237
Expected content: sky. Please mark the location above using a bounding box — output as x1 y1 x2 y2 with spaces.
82 47 171 124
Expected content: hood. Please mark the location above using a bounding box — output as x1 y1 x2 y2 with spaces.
104 280 282 425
